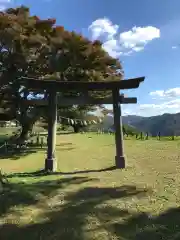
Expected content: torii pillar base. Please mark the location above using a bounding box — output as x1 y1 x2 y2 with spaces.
45 158 57 172
115 156 126 169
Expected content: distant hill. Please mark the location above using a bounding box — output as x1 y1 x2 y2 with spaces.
122 113 180 136
122 115 144 126
87 115 114 132
88 115 139 135
88 112 180 136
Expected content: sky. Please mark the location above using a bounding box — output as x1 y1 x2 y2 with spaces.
1 0 180 117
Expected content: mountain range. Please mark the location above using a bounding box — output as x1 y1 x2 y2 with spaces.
122 113 180 136
95 112 180 136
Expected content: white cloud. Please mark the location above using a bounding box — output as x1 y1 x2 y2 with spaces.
122 98 180 117
88 18 118 41
150 88 180 99
172 45 180 50
106 90 180 116
0 0 12 11
121 87 180 116
139 100 180 111
88 18 160 57
102 39 122 58
0 5 6 10
119 26 160 53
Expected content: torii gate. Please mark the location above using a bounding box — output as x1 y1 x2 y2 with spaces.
21 77 144 172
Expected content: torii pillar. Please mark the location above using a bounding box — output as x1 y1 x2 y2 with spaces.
45 88 58 171
113 89 125 168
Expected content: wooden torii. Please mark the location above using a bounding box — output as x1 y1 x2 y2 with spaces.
21 77 145 171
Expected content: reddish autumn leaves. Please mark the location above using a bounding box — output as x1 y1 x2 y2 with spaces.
0 6 123 84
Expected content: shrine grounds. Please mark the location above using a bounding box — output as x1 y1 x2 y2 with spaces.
0 132 180 239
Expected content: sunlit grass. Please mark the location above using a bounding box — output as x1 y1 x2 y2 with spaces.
0 133 180 239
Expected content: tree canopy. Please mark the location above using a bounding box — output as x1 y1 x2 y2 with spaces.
0 6 123 138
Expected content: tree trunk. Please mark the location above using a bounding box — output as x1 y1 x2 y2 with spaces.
18 116 38 143
19 121 34 141
72 124 82 133
17 102 44 143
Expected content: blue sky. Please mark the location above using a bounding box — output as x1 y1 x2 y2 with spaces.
2 0 180 116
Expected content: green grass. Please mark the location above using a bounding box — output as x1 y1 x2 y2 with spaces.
1 133 180 239
0 127 20 143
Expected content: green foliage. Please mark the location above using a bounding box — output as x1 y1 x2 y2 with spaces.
123 124 140 136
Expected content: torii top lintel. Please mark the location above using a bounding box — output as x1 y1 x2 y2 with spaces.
20 76 145 91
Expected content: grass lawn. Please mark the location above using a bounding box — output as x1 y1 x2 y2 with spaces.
0 127 21 143
0 133 180 239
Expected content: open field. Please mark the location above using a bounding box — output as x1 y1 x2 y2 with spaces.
0 133 180 239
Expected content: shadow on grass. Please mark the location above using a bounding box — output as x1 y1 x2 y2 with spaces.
58 166 117 175
7 166 117 178
57 142 73 146
1 182 180 239
0 149 38 160
56 131 75 135
108 207 180 239
0 183 152 240
0 143 74 160
0 176 94 217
